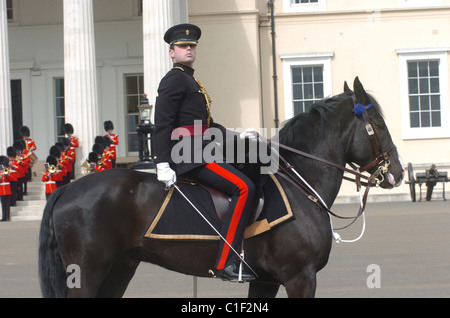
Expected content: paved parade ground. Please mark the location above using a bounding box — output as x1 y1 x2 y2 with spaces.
1 199 449 298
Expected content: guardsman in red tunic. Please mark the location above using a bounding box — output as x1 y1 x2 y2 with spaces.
0 156 12 222
89 152 104 173
6 147 19 207
13 140 27 199
64 123 79 180
50 146 65 188
104 121 118 168
56 141 72 185
64 137 76 175
42 156 59 200
20 125 38 181
153 24 256 281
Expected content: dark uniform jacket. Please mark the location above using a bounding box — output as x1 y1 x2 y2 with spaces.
153 63 236 176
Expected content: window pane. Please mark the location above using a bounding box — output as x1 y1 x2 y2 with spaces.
421 112 430 127
126 77 138 94
304 84 313 99
430 95 440 110
419 62 428 77
128 114 139 133
410 113 420 128
293 84 303 100
56 118 65 136
430 78 439 93
292 68 302 83
408 79 418 94
303 67 313 83
429 61 439 76
409 96 419 111
55 79 64 97
128 133 139 153
56 99 65 117
419 78 429 93
313 67 323 81
314 83 324 98
127 96 139 113
420 96 429 110
431 111 441 127
294 101 304 115
408 62 418 78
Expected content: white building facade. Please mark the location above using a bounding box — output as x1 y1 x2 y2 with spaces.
2 0 450 200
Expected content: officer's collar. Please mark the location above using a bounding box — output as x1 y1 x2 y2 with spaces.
173 63 195 76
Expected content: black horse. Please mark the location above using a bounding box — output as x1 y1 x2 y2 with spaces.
39 77 404 298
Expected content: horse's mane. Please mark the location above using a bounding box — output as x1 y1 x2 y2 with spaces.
279 92 383 146
279 93 350 146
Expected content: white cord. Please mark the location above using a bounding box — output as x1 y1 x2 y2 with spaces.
331 188 367 244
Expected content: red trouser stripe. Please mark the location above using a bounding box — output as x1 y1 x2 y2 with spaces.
205 162 249 270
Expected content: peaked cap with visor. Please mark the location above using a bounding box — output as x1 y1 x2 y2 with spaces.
164 23 201 46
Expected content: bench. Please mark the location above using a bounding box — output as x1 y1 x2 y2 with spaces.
406 163 450 202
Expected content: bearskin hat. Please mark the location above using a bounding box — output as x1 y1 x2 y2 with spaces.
46 155 58 166
0 155 9 167
62 138 70 147
103 136 112 146
92 143 104 155
94 136 106 147
19 126 30 138
55 141 65 152
104 120 114 131
49 145 61 158
88 152 99 163
13 140 25 152
7 147 16 158
64 123 74 134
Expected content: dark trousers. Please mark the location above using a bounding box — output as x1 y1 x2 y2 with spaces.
17 178 24 200
187 162 255 270
10 181 17 206
426 181 437 200
1 195 11 221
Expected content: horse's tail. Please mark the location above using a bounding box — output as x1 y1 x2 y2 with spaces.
38 186 68 298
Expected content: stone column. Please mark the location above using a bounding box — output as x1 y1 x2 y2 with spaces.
142 0 188 112
63 0 99 171
0 0 13 151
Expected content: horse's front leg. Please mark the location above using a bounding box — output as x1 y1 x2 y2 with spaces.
248 281 281 298
284 270 317 298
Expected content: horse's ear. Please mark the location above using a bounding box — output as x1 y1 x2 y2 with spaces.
353 76 371 105
343 81 352 95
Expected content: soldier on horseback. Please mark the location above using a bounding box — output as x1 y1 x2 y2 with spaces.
153 23 258 282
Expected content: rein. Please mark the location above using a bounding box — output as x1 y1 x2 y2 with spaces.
261 100 393 241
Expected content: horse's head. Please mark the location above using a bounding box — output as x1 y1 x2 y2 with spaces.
344 77 404 189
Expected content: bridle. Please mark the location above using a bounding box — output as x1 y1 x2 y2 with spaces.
262 97 396 232
345 97 393 185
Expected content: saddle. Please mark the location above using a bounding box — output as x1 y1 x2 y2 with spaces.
179 180 265 225
144 174 294 241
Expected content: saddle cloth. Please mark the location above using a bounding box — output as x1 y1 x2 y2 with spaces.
144 174 294 241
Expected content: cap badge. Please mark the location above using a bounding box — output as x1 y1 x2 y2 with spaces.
185 29 190 35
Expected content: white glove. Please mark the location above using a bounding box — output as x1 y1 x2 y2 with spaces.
240 128 259 141
156 162 177 188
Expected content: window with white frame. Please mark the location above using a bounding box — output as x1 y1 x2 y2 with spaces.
54 78 66 142
283 0 327 13
281 53 333 119
397 48 450 139
398 0 443 8
6 0 13 21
